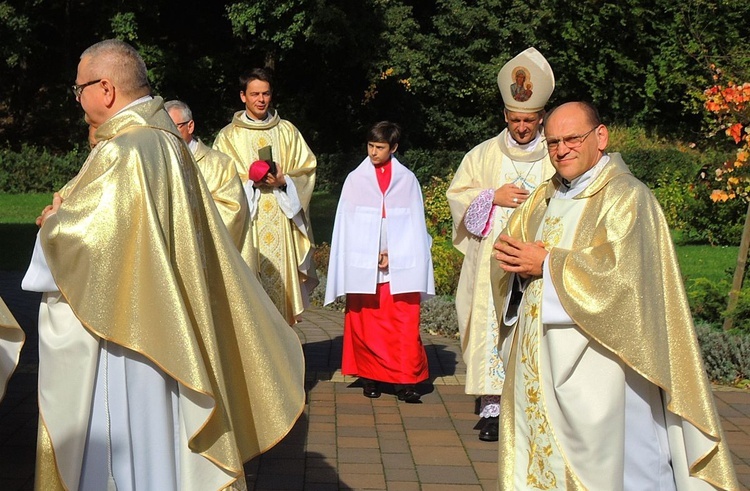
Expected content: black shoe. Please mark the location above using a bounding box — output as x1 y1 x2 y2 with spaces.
479 416 499 442
395 385 421 403
362 379 381 398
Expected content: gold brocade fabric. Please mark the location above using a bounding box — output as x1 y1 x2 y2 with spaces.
39 98 305 489
0 296 24 400
213 111 317 323
0 296 22 333
491 154 738 490
515 280 564 489
193 139 256 271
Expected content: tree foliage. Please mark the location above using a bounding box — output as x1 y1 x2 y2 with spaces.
0 0 748 154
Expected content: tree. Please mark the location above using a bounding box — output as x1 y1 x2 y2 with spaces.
704 76 750 330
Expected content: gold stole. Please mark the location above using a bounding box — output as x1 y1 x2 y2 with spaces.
509 198 586 490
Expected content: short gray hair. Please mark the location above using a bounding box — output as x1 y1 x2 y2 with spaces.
164 100 192 122
81 39 150 97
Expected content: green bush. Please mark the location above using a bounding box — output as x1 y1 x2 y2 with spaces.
423 173 453 238
422 172 462 296
420 295 459 339
725 288 750 334
400 149 465 184
430 238 463 297
652 175 694 231
0 144 87 193
619 147 700 189
686 277 730 325
695 323 750 385
680 182 745 246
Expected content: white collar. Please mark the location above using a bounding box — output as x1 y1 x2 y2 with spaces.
505 130 542 153
555 154 610 199
242 110 274 124
114 95 153 116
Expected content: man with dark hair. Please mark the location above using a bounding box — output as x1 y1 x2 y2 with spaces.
23 40 304 490
491 101 737 489
214 67 317 324
446 47 555 441
326 121 434 403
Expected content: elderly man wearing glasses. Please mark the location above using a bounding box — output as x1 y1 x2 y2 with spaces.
446 47 555 442
165 100 256 271
23 39 304 491
491 101 738 490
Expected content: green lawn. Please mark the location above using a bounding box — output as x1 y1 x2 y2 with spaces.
677 244 737 285
0 193 51 224
0 192 742 285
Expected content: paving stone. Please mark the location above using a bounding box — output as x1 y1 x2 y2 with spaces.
383 467 418 482
415 464 479 484
338 472 386 489
1 302 749 490
337 447 383 464
385 482 420 491
338 436 380 448
411 445 471 466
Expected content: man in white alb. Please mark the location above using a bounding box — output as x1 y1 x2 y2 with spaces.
446 47 555 441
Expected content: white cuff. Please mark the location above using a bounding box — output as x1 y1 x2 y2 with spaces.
242 181 261 222
273 177 302 219
541 257 574 324
21 233 59 293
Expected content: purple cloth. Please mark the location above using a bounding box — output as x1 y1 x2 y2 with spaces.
464 189 495 237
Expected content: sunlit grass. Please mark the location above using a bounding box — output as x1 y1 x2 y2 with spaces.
677 244 737 284
0 193 50 224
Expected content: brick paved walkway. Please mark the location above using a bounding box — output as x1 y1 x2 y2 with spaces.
1 271 749 490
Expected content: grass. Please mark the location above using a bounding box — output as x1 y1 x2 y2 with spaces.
0 192 742 285
0 193 50 224
677 244 737 285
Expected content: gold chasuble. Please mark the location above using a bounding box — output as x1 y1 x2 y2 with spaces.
491 154 737 490
0 297 24 400
193 139 258 273
36 98 304 490
213 111 317 324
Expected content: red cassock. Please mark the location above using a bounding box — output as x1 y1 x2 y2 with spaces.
340 159 428 384
343 283 428 384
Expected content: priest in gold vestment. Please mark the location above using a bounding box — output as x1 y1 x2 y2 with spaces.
165 99 257 272
0 297 24 401
22 40 304 491
447 48 555 442
213 68 317 324
492 102 737 490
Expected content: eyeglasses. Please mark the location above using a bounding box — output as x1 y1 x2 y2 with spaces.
175 121 191 128
71 79 102 99
545 126 598 151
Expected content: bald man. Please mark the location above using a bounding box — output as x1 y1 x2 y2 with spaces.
491 101 737 490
